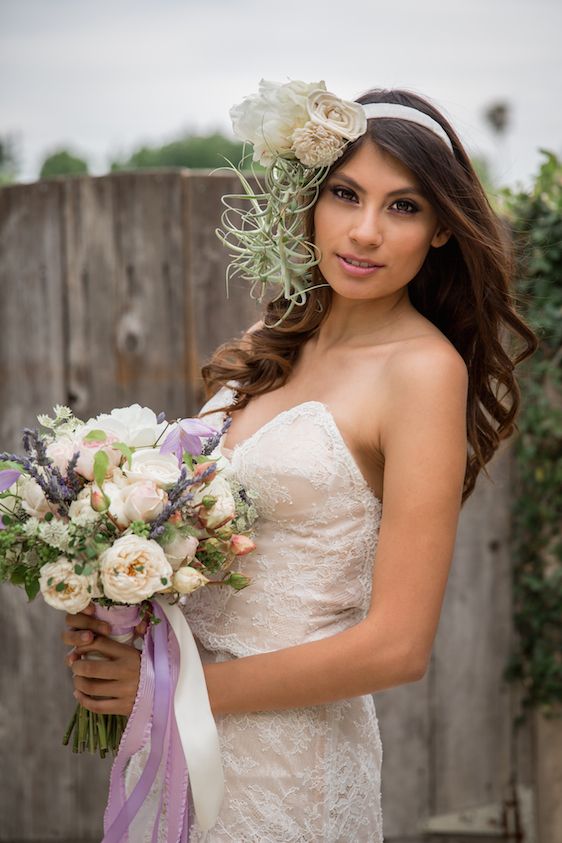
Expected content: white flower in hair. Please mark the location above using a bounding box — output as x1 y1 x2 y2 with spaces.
306 89 367 140
291 122 347 167
230 78 328 166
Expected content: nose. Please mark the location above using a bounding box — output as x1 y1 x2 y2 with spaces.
349 207 383 248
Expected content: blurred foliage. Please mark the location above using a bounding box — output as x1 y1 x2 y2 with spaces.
40 149 89 179
110 132 259 173
499 150 562 719
0 133 20 185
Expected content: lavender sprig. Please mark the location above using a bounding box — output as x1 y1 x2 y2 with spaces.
148 462 216 539
201 415 232 456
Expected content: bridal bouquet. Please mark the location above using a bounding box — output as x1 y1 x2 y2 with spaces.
0 402 258 760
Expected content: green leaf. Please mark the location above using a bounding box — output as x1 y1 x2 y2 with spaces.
25 578 40 601
55 581 66 592
93 450 110 490
183 452 194 471
83 429 107 443
112 442 134 470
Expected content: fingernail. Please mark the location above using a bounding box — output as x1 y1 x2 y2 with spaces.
81 632 91 642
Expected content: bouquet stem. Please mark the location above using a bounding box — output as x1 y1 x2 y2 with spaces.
62 603 142 758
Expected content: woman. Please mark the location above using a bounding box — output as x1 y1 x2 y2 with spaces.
63 83 538 841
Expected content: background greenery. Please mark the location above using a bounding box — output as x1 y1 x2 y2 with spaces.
500 150 562 719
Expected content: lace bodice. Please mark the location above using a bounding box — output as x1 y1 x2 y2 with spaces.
184 384 382 659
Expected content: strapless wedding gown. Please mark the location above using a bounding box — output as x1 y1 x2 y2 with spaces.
184 384 384 842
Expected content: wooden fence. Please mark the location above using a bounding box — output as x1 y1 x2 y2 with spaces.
0 171 534 842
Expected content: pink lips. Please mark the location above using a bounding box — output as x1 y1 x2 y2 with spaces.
336 254 384 277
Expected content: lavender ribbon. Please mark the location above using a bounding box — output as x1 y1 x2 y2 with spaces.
102 601 189 843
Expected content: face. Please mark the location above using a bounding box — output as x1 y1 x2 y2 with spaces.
312 139 451 302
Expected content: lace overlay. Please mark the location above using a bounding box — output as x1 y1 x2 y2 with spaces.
184 385 384 842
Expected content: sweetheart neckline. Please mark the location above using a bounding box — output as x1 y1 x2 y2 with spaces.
218 397 382 508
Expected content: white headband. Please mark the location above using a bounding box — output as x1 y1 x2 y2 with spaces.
361 102 454 154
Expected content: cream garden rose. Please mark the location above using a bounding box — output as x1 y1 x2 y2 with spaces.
162 532 199 571
99 534 173 603
20 477 59 520
291 122 347 168
122 480 167 523
192 475 236 530
39 556 101 614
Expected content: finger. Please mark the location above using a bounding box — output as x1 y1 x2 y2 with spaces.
73 688 130 717
73 675 122 697
64 611 111 636
71 655 126 681
73 635 139 661
62 629 97 647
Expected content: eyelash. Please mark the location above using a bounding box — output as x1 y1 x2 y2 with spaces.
329 186 420 215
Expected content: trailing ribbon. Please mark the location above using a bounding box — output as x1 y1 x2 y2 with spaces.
101 599 224 843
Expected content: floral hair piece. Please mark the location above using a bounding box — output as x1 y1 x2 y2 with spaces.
214 78 452 327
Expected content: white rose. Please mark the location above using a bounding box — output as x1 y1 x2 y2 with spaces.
20 477 58 520
86 404 169 448
230 78 327 166
122 449 181 489
291 121 347 167
93 480 130 529
192 475 236 530
172 565 209 595
122 480 167 523
99 534 173 602
1 477 23 515
306 89 367 140
39 556 101 614
162 533 199 571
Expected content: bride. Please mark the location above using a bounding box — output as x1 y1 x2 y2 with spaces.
63 81 537 841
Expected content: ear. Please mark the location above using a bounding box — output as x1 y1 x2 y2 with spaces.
430 226 452 248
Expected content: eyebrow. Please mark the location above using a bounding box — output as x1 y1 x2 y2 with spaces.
328 173 424 197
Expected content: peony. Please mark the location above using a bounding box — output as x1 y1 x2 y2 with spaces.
20 477 59 520
172 565 210 595
85 404 169 448
291 121 347 167
122 480 167 523
99 534 173 603
162 532 199 571
306 89 367 140
39 556 101 614
122 449 181 489
192 475 236 530
230 78 328 166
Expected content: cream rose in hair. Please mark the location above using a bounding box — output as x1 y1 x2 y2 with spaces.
306 89 367 140
230 78 328 166
98 534 173 603
39 557 101 614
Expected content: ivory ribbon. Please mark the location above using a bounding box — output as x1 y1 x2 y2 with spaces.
100 599 224 842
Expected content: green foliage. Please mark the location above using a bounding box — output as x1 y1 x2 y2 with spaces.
0 133 20 185
110 132 256 172
499 150 562 718
40 149 89 179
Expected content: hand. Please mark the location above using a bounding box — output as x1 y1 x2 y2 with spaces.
62 602 148 717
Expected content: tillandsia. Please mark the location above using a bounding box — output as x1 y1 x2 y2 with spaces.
214 78 367 327
0 402 259 757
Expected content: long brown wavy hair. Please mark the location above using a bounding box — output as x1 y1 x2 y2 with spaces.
200 87 539 505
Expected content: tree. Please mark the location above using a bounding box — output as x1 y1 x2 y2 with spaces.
110 132 255 172
40 150 89 179
0 133 20 185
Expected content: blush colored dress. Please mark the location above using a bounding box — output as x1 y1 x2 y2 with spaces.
184 384 384 842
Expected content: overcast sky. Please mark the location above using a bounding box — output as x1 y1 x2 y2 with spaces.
1 0 561 189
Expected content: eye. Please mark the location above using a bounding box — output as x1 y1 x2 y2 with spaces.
391 199 419 215
329 185 358 203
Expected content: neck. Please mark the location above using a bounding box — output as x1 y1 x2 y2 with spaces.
311 287 416 352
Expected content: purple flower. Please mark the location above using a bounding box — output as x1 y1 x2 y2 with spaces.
0 468 21 493
159 418 218 466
